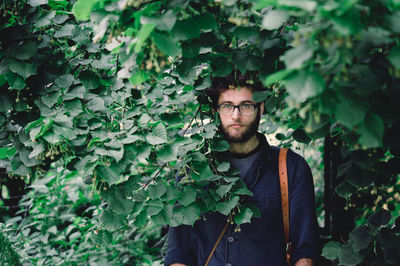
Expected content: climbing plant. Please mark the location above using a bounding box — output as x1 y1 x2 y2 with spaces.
0 0 399 265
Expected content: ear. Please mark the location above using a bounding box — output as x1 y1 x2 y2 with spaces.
259 102 264 115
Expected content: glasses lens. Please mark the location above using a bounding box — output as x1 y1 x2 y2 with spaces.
239 104 255 114
219 104 233 114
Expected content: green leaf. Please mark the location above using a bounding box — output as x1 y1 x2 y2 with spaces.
130 70 150 85
284 70 325 102
0 147 16 159
147 182 167 199
28 0 48 7
180 186 197 206
152 31 181 57
151 204 173 225
100 209 128 231
87 96 105 112
281 43 313 69
54 23 76 38
73 0 99 21
331 10 362 36
95 147 124 163
252 90 273 103
135 23 156 53
211 57 233 77
388 46 400 69
233 206 253 225
146 123 167 145
338 243 363 266
232 49 262 73
141 10 177 31
55 74 75 89
264 68 295 86
367 209 391 230
10 41 38 60
104 187 135 215
349 225 372 252
358 113 384 148
335 93 369 129
96 164 122 185
322 241 341 260
262 10 288 30
335 180 354 199
217 162 230 172
172 14 217 40
181 202 202 225
280 0 317 12
8 59 37 79
211 140 230 152
216 184 233 198
216 196 239 216
158 144 178 162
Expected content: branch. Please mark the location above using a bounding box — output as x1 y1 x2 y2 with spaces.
182 103 202 135
141 162 167 189
138 0 161 9
144 105 156 121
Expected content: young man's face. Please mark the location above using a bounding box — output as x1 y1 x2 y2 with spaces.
217 87 264 143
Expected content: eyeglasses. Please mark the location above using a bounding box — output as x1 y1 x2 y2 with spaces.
217 103 261 115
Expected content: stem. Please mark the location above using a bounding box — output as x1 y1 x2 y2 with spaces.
182 103 202 135
141 162 167 189
144 105 156 121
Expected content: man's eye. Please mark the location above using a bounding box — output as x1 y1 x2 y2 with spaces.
221 105 233 110
241 104 252 110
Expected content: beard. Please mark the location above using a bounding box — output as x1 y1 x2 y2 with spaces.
220 111 261 143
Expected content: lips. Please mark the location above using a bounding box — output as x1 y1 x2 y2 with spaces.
230 124 243 128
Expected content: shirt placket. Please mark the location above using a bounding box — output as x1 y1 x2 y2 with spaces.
225 227 239 266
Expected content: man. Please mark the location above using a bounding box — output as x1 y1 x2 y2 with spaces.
164 72 320 266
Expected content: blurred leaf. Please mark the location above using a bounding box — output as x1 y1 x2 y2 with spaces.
73 0 99 21
281 43 313 69
322 241 341 260
28 0 48 6
338 243 363 265
367 209 391 230
152 31 181 57
135 23 156 53
217 162 230 172
262 10 288 30
284 70 325 102
349 225 372 252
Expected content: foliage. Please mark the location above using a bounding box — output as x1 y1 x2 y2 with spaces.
0 0 399 265
0 231 22 266
1 164 163 265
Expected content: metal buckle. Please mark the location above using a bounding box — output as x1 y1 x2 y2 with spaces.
286 242 292 252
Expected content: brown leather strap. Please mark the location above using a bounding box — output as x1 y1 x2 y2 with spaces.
205 221 230 266
279 148 292 265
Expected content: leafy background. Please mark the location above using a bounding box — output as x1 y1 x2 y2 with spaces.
0 0 399 265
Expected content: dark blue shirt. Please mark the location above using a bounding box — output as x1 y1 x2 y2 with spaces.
165 134 320 266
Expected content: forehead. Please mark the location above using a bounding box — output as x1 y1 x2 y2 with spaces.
218 87 254 104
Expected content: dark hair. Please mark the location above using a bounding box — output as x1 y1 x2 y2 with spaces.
207 70 265 108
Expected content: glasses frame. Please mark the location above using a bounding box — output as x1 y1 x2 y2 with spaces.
217 102 261 115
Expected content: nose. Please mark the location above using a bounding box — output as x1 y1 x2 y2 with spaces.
231 106 241 119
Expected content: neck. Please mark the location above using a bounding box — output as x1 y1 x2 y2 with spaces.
229 134 259 155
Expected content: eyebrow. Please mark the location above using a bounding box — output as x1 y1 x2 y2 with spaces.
218 100 256 104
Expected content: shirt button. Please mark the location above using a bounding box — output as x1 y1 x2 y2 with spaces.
227 236 234 243
226 263 232 266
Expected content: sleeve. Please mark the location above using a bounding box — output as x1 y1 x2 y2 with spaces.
164 225 196 266
288 151 321 264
